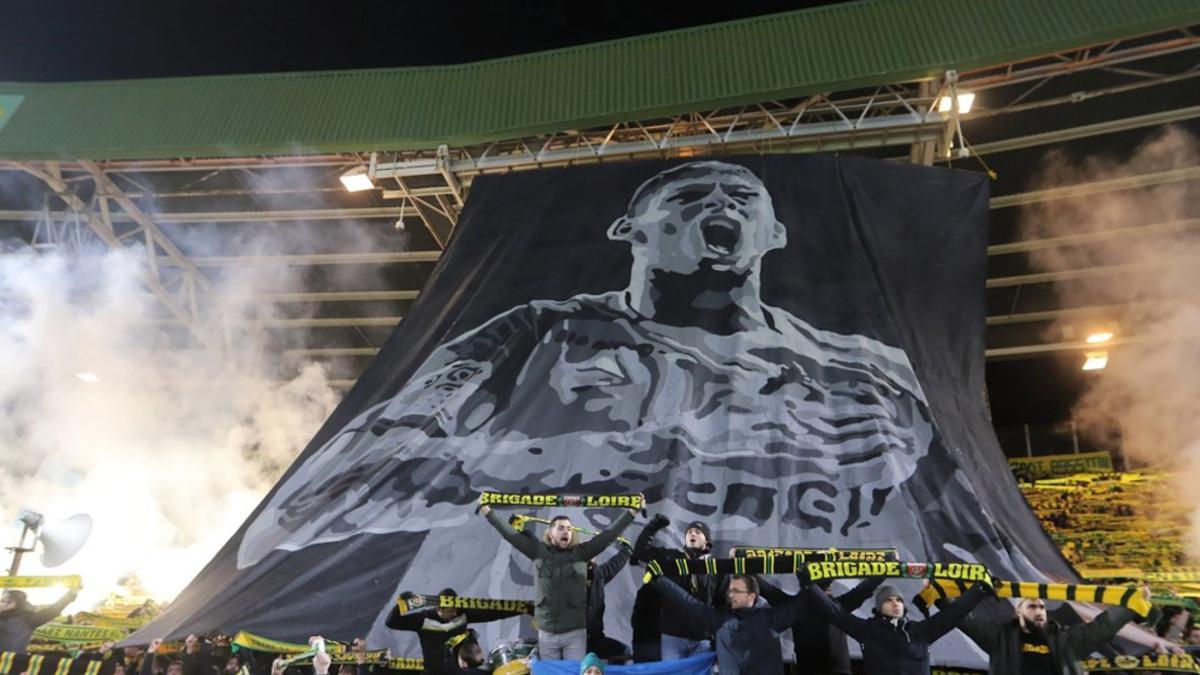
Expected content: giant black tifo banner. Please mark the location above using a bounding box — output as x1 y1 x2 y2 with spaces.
126 155 1075 666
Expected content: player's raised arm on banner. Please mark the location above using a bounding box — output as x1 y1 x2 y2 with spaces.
481 504 540 558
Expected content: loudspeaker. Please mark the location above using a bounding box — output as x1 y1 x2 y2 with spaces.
38 513 92 568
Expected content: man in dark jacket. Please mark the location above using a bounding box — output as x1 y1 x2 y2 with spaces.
654 573 808 674
0 587 78 653
386 587 526 675
482 503 637 660
634 514 723 660
758 574 883 674
807 580 990 675
947 589 1147 675
586 540 632 659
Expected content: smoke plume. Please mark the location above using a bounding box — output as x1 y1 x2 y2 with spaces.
0 231 346 610
1018 126 1200 557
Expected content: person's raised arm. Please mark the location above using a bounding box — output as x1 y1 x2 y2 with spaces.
653 578 720 636
918 582 991 642
756 576 792 608
572 506 637 561
633 513 674 564
463 605 527 623
30 587 78 625
482 506 540 559
804 582 872 642
768 569 814 630
836 577 884 610
595 541 632 584
1062 587 1147 654
142 640 163 675
385 595 433 631
933 594 1003 652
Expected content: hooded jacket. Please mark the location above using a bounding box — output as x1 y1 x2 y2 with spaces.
0 590 77 654
654 577 806 675
950 602 1138 675
807 581 990 675
486 508 634 634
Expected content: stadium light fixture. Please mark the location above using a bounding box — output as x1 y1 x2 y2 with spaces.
339 167 374 193
936 92 975 114
1082 351 1109 371
1085 331 1114 344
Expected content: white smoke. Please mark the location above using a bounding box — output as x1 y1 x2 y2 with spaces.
0 243 341 609
1018 125 1200 556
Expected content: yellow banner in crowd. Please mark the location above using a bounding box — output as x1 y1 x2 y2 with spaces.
386 658 423 671
31 624 125 644
1008 451 1112 480
1082 652 1200 672
230 632 345 655
72 613 149 630
0 576 83 590
1146 567 1200 583
918 579 1152 617
733 546 898 562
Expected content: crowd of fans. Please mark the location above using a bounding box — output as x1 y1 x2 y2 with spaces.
1 493 1195 675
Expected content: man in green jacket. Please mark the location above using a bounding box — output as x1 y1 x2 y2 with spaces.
482 500 639 660
945 588 1149 675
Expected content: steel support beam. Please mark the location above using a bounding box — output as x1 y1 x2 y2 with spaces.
0 207 417 223
17 163 219 349
156 251 441 267
990 166 1200 209
988 218 1200 255
256 290 420 302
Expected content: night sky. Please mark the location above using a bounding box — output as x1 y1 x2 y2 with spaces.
0 1 827 82
2 0 1164 448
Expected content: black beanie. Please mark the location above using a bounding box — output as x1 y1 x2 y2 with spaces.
684 521 712 547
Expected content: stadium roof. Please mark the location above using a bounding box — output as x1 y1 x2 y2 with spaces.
2 0 1199 160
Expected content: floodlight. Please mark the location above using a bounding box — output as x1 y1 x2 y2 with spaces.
936 92 975 114
339 168 374 193
1085 332 1114 344
1082 351 1109 371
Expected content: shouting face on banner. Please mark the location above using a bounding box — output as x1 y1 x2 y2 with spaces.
238 161 942 571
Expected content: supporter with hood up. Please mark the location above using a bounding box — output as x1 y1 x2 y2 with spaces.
0 588 78 653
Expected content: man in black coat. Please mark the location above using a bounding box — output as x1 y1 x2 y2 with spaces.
945 590 1148 675
758 574 883 674
806 580 990 675
385 588 525 675
654 573 807 675
634 514 724 660
0 587 78 653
